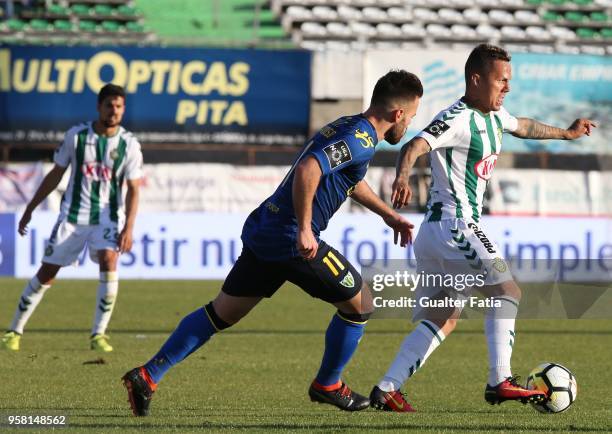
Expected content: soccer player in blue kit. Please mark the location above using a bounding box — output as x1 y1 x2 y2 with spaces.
122 70 423 416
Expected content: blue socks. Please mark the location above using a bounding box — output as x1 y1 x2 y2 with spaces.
315 312 367 387
144 304 227 384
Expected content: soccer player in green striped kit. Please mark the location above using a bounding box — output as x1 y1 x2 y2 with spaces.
369 44 596 411
1 84 143 353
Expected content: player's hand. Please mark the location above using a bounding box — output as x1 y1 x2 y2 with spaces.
565 119 596 140
297 227 318 260
117 229 133 253
18 209 33 236
383 212 414 247
391 176 412 209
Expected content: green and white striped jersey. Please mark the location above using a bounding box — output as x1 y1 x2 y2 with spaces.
417 98 518 223
54 122 143 226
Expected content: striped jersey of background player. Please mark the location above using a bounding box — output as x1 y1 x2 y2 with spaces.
0 84 143 353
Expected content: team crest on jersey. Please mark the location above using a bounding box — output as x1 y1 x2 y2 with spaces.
340 271 355 288
323 140 352 169
473 153 498 180
492 257 507 273
355 129 375 148
425 119 451 137
44 245 54 257
110 149 119 160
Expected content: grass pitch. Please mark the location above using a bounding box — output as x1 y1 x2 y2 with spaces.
0 278 610 433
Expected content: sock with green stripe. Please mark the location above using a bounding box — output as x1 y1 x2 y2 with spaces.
314 312 367 387
378 320 446 392
144 303 229 384
485 296 519 386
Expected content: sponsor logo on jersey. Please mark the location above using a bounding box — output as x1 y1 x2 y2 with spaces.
468 222 497 254
319 125 336 138
355 129 375 148
424 119 451 137
340 271 355 288
82 162 112 181
474 153 498 180
323 140 352 169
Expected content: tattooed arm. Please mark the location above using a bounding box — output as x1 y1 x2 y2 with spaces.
512 118 596 140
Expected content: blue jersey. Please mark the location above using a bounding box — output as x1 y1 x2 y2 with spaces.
242 114 378 260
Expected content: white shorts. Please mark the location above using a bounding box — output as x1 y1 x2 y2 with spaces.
411 218 512 321
43 217 120 267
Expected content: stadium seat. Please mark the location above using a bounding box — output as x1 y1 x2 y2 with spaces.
326 22 352 38
526 0 545 5
54 20 73 32
475 0 499 7
589 12 608 22
550 25 578 40
117 5 138 16
413 8 439 21
565 12 586 22
576 27 599 38
401 23 426 38
542 11 562 22
285 6 312 20
501 25 527 39
311 6 337 21
388 7 412 21
580 45 605 54
300 21 327 37
501 0 524 6
438 8 463 22
101 20 121 33
126 22 145 33
48 4 69 16
363 7 388 22
337 5 362 21
526 26 552 40
548 0 568 5
325 40 351 51
476 23 502 38
529 44 555 53
79 20 97 32
300 40 326 51
71 4 91 16
463 8 488 22
376 23 402 38
601 28 612 38
94 5 114 17
515 10 541 24
556 44 581 54
426 23 452 38
350 21 377 37
451 24 478 38
489 9 515 24
572 0 593 5
28 19 50 31
7 18 26 31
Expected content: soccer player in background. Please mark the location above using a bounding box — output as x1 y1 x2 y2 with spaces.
0 84 143 353
369 44 596 412
122 70 423 416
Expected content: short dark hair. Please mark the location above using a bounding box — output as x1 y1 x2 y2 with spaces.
370 70 423 109
97 83 126 104
465 44 511 84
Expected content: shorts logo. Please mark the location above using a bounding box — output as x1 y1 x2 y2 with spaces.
492 257 507 273
346 185 356 196
340 271 355 288
467 222 497 254
425 119 451 137
323 140 352 169
474 153 498 180
44 245 54 257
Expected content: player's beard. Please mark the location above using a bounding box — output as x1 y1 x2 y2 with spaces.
385 124 406 145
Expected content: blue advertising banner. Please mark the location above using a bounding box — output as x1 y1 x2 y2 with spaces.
0 213 16 276
0 45 311 145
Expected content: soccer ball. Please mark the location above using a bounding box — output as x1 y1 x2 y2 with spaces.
526 363 577 413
